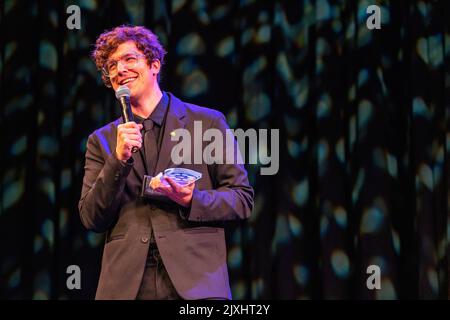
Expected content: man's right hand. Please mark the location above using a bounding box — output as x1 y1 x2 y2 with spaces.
116 122 143 162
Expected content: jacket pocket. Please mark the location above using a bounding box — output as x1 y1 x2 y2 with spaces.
183 227 220 234
106 234 126 243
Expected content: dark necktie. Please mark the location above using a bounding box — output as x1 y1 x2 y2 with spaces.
142 119 158 176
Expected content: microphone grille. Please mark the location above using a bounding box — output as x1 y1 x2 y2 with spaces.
115 85 131 99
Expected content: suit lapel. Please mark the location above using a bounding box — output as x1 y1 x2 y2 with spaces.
154 93 187 175
110 117 146 185
119 118 147 182
131 148 147 182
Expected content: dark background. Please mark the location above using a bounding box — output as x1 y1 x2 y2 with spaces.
0 0 449 299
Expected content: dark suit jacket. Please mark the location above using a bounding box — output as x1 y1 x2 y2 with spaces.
78 92 254 300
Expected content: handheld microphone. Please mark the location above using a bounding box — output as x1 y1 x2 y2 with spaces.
115 85 138 153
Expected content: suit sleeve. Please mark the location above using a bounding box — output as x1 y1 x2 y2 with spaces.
78 132 133 232
182 112 254 222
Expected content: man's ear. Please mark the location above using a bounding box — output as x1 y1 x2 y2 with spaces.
151 59 161 74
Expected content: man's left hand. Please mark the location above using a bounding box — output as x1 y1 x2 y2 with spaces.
155 176 195 208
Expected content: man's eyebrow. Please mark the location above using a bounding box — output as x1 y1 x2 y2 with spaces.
108 52 140 61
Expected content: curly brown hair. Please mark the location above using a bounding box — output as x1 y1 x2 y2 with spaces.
91 25 167 87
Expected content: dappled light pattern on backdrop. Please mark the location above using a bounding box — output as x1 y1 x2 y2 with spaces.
0 0 449 299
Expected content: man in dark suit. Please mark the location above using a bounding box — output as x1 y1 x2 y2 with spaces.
79 25 253 299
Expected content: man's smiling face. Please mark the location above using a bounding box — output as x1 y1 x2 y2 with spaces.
107 41 159 99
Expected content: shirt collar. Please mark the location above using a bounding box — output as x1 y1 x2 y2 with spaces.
133 91 168 126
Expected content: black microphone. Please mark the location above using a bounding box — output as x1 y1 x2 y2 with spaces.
115 85 138 153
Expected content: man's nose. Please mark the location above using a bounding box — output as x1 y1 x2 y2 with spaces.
117 61 127 74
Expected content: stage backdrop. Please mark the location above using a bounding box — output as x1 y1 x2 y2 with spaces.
1 0 449 299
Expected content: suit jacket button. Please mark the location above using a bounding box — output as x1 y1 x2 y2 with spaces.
141 237 149 243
